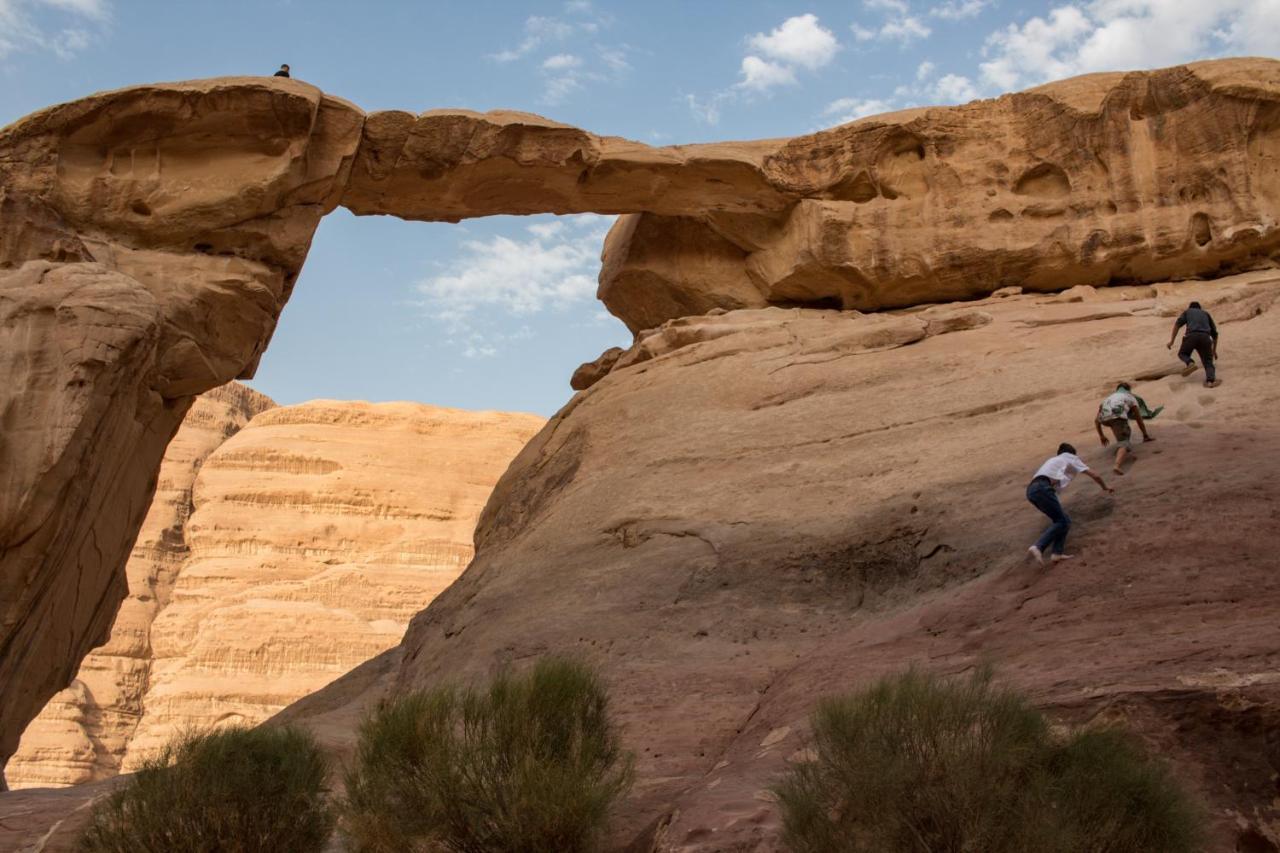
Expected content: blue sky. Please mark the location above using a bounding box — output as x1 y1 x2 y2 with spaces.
2 0 1274 415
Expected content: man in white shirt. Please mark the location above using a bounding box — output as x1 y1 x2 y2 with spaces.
1094 382 1153 475
1026 443 1115 565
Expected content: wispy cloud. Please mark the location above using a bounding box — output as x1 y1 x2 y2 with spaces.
822 96 898 125
929 0 991 20
852 0 933 44
417 215 615 358
490 3 628 105
0 0 109 59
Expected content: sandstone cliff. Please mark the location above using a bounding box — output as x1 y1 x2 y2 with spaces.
5 397 541 788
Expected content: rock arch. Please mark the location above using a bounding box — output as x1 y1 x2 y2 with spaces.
3 57 1280 782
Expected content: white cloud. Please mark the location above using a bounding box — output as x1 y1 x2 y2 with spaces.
916 59 936 80
852 1 933 45
542 53 581 70
746 13 840 70
0 0 107 59
491 14 575 62
930 0 990 20
823 96 898 124
685 91 730 124
933 72 979 102
737 54 798 91
417 215 615 356
980 0 1280 92
491 8 627 105
865 0 911 13
880 15 932 42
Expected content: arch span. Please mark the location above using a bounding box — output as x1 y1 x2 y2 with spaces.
3 57 1280 782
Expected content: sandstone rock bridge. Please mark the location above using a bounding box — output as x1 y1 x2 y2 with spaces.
2 57 1279 792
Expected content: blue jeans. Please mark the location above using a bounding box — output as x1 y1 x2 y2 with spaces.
1026 478 1071 555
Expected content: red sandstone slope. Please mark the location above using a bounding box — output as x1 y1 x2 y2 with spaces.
275 274 1280 853
5 275 1278 853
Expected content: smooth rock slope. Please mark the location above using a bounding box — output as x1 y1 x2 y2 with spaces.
276 272 1280 852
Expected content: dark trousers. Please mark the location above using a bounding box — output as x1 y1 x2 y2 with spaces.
1026 477 1070 555
1179 331 1216 382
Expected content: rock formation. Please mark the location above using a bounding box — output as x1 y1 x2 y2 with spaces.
280 271 1280 852
5 395 541 787
4 382 274 788
0 79 363 782
1 58 1279 846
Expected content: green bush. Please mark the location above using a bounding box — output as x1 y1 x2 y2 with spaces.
342 656 634 853
775 669 1203 853
79 725 334 853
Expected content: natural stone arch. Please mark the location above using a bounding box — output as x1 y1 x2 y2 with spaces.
3 57 1280 784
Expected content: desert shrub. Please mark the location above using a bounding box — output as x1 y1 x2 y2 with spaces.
775 669 1203 853
79 724 333 853
342 656 633 853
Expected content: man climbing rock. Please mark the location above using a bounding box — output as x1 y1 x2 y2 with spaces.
1168 300 1220 387
1095 382 1153 475
1026 443 1114 565
274 64 291 78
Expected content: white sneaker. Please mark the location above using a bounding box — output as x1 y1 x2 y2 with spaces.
1028 546 1044 565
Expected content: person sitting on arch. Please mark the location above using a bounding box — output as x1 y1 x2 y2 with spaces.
274 64 291 78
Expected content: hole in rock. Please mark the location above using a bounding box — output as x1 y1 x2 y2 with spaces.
1190 212 1213 247
828 171 879 203
130 200 152 216
1013 162 1071 198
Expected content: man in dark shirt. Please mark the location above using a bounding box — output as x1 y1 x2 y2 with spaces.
274 64 291 78
1167 301 1219 387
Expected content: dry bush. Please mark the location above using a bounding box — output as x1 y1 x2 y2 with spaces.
79 725 333 853
342 656 633 853
775 669 1203 853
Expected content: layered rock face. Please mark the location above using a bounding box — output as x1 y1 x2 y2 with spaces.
117 400 541 771
2 57 1279 800
5 383 274 788
5 397 541 787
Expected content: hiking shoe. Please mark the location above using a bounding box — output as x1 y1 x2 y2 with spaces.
1204 379 1222 388
1027 545 1044 565
1050 554 1076 562
1179 362 1199 377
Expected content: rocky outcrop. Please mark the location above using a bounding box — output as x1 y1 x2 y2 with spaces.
117 400 541 772
5 273 1280 851
601 59 1280 331
5 398 541 787
3 58 1279 785
0 79 362 782
5 383 274 788
277 272 1280 852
